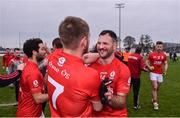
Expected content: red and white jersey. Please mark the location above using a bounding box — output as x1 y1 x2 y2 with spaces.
16 60 44 117
128 53 146 78
147 51 167 74
0 70 20 80
2 53 14 67
8 57 24 73
47 49 101 117
90 57 131 117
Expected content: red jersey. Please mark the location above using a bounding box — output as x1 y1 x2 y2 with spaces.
90 58 131 117
47 49 101 117
2 53 14 67
16 60 44 117
147 51 167 74
128 53 146 78
8 57 24 73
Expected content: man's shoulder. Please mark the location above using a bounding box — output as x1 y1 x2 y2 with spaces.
82 64 99 77
24 62 39 74
114 58 130 72
48 49 62 58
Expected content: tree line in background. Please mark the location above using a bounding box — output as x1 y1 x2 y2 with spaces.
123 34 154 54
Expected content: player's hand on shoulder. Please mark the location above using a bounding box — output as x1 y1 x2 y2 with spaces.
17 63 25 71
149 66 154 71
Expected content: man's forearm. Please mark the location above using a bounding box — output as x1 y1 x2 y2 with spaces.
33 93 49 104
108 95 126 110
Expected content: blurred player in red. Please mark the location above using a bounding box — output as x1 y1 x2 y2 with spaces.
16 38 49 117
8 48 24 102
47 16 102 117
128 47 148 110
90 30 131 117
2 48 14 73
146 41 168 110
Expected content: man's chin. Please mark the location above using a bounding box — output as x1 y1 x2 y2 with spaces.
99 54 107 59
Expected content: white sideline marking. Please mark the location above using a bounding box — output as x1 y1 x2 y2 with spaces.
0 102 17 107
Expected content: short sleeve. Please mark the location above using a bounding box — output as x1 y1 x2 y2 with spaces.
116 65 131 94
27 71 43 94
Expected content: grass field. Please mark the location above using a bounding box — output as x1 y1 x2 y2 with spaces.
0 56 180 117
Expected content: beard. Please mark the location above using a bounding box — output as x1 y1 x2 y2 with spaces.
98 48 114 59
36 54 45 63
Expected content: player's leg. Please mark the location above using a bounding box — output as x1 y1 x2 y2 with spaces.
14 80 20 102
150 72 159 110
133 78 140 109
130 78 136 108
151 80 159 110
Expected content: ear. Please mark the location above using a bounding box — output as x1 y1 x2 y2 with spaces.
32 50 37 56
80 36 88 49
113 42 117 51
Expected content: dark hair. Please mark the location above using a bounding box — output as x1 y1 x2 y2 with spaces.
99 30 117 42
59 16 89 49
135 47 142 54
52 37 63 49
14 48 20 52
23 38 43 58
156 41 163 45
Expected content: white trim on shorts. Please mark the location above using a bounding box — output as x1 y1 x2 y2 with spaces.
150 72 163 83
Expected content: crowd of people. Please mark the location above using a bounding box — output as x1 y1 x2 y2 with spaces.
0 16 169 117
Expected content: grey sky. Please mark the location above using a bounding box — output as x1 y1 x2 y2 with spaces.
0 0 180 48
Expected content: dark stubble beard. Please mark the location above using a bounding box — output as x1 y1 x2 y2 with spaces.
99 49 114 59
36 54 45 63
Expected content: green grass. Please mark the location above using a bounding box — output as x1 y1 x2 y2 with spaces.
0 57 180 117
127 57 180 117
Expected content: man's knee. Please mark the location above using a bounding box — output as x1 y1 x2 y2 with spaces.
152 86 158 91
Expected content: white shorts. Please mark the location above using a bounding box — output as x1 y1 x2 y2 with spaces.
39 112 45 118
150 72 163 83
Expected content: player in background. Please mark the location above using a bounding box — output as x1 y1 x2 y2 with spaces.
128 47 148 110
2 48 14 73
52 37 63 51
146 41 168 110
47 16 102 117
89 30 131 117
8 48 23 103
122 47 131 65
16 38 49 117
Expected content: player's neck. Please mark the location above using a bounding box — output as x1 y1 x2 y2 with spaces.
28 56 38 64
156 50 162 53
99 54 114 65
63 48 83 59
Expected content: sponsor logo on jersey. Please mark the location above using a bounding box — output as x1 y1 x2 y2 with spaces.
49 61 59 72
61 69 70 79
100 72 108 80
154 61 162 65
109 71 115 80
58 57 66 67
33 80 39 88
